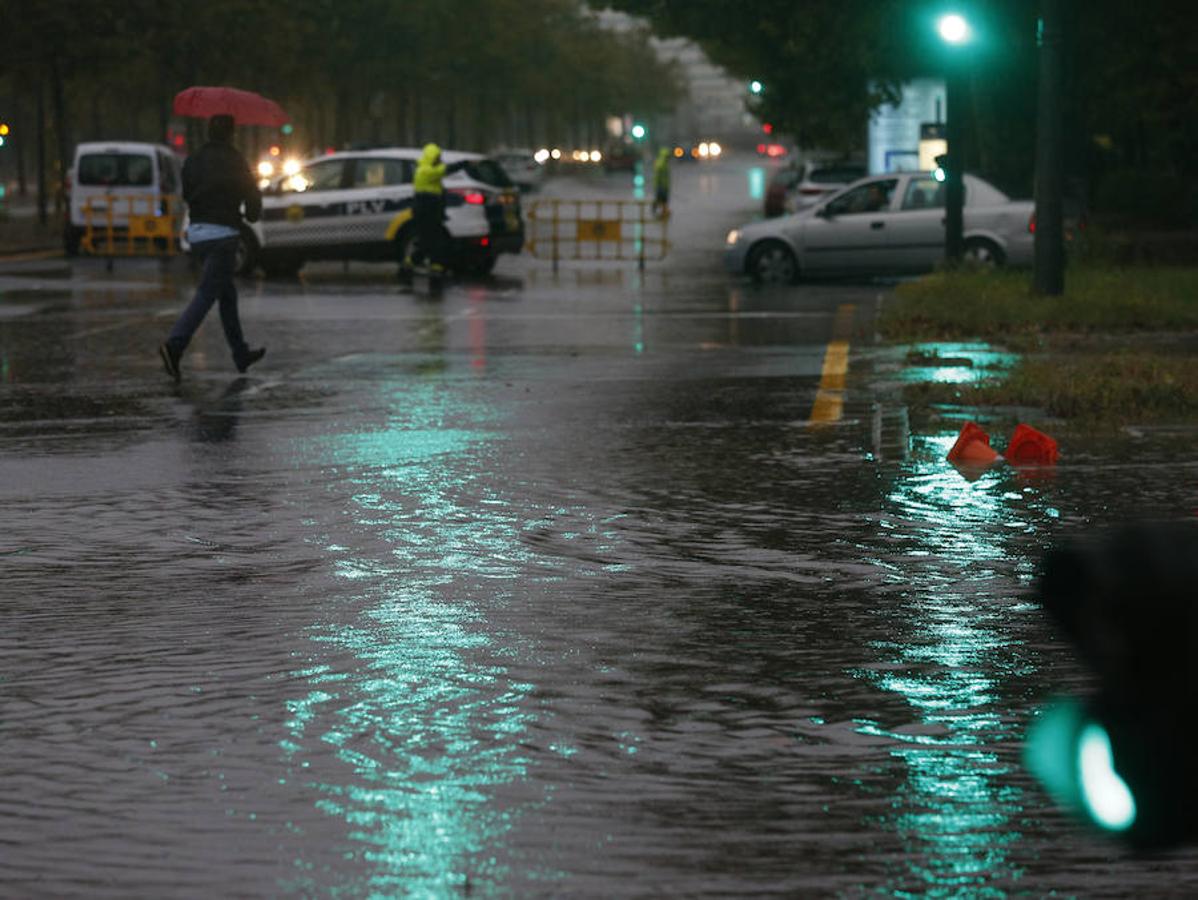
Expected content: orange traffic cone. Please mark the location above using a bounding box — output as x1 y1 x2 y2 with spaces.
1006 423 1059 466
947 421 1001 467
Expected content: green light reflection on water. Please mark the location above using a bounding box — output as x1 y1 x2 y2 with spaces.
747 166 766 200
898 342 1020 385
854 431 1039 895
282 377 542 895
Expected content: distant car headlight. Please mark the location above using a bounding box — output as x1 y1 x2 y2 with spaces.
282 158 301 176
257 160 275 177
726 229 740 246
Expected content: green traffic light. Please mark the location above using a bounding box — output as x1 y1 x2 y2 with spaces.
749 80 763 94
1078 724 1137 832
937 13 970 44
631 124 646 140
1025 699 1138 835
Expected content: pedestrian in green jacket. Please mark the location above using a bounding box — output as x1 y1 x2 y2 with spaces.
400 143 467 283
652 147 671 218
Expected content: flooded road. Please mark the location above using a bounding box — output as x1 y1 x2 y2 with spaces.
3 156 1197 896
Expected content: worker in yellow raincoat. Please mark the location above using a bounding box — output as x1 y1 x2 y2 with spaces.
399 142 468 287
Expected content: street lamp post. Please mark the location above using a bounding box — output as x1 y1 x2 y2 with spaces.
937 13 970 264
1033 0 1066 295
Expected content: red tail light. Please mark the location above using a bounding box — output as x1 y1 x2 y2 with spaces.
1028 213 1036 234
451 189 486 205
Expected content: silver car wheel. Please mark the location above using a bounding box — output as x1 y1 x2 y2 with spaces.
964 239 1003 268
748 241 798 284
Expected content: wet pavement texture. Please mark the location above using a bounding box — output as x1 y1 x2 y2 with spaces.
3 156 1198 897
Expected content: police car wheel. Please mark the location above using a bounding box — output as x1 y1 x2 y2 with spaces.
261 253 303 279
235 229 260 277
467 253 497 276
392 229 413 264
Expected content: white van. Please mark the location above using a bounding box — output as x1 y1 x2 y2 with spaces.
64 141 183 255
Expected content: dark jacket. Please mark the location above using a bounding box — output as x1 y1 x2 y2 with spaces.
182 141 261 228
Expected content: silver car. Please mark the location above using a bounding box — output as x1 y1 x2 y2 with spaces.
726 172 1034 283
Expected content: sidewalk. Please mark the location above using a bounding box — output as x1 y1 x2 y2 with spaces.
0 194 64 256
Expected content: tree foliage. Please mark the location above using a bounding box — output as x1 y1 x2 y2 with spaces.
0 0 679 170
608 0 917 152
607 0 1197 218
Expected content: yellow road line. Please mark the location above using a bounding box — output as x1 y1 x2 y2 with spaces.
809 303 856 425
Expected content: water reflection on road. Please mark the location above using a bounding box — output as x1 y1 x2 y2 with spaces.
855 432 1048 896
4 156 1198 896
281 371 538 895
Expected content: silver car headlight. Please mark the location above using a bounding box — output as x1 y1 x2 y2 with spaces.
726 228 741 246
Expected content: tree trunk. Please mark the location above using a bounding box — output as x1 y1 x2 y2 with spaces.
395 91 408 147
36 78 48 226
14 91 28 197
159 96 170 145
49 56 69 216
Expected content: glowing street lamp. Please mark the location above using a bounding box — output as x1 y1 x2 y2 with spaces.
749 80 763 95
937 13 970 44
935 11 972 263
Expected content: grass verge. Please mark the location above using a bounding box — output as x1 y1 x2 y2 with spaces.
882 264 1198 429
879 265 1198 341
904 349 1198 427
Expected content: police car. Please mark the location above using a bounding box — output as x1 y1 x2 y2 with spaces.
239 147 524 277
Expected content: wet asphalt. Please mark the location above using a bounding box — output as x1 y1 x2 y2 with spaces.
2 155 1197 896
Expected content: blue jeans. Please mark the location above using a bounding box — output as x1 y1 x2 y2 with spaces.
166 236 250 363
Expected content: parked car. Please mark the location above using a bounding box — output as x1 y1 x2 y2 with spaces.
64 141 183 255
764 160 866 217
235 147 523 277
755 142 789 159
726 171 1034 283
493 148 545 192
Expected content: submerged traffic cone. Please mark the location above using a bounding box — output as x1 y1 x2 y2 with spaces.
1006 423 1059 466
947 421 1001 467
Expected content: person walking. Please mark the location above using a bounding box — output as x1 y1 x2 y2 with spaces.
158 114 265 382
398 142 467 288
652 147 672 218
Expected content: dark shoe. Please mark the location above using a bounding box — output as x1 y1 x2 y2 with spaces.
236 347 266 374
158 343 181 382
397 265 414 286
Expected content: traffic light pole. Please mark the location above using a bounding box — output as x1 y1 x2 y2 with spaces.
1033 0 1065 295
944 65 965 264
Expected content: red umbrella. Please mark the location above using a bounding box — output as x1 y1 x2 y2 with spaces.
172 86 289 127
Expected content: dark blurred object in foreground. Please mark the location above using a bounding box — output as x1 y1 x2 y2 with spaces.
1027 521 1198 848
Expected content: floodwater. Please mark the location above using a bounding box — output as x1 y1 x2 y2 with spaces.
3 157 1197 897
